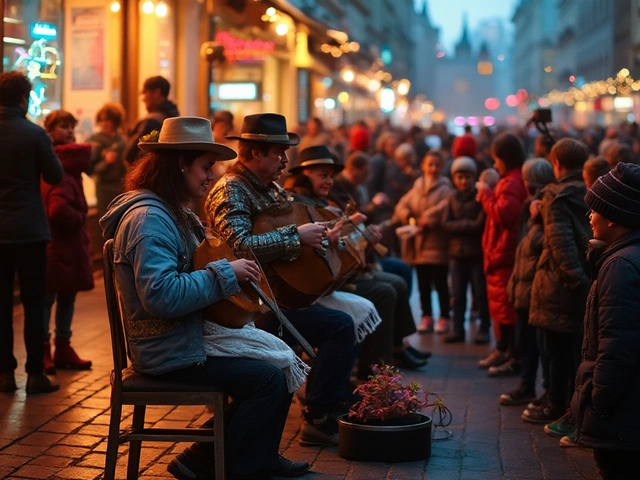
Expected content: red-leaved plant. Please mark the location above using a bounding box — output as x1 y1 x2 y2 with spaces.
348 364 446 424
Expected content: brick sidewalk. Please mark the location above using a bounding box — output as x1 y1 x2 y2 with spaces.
1 277 598 479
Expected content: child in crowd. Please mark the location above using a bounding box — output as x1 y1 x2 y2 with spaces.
500 159 555 402
583 156 610 189
572 163 640 479
440 156 490 344
41 110 94 374
88 102 126 218
395 150 453 334
476 133 527 370
524 139 591 434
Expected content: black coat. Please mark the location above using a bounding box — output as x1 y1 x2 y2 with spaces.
441 188 485 260
571 231 640 450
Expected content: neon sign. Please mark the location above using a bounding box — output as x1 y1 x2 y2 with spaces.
214 31 274 63
31 22 58 39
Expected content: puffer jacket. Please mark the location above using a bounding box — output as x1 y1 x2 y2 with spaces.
529 171 591 335
441 188 485 260
507 200 544 311
478 168 527 326
394 176 453 265
571 231 640 450
41 143 94 293
100 190 239 375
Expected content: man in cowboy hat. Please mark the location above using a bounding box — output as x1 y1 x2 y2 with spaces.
205 113 357 448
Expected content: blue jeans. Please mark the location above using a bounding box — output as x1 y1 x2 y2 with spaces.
163 357 292 479
261 304 356 408
44 292 76 340
0 242 47 374
450 259 490 333
379 256 414 294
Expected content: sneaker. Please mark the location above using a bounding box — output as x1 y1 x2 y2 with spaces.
478 350 509 369
559 430 580 448
417 316 434 334
527 391 549 410
474 330 491 345
434 318 450 334
274 455 310 477
521 404 564 424
544 412 575 438
444 331 465 343
488 359 521 377
499 383 536 406
392 349 428 370
299 411 339 446
167 443 213 480
404 345 432 360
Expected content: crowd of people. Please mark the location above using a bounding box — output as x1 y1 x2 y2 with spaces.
1 68 640 479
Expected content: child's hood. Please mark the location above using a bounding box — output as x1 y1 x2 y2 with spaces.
54 143 92 176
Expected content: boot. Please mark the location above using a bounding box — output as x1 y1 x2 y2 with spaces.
44 341 56 375
26 373 59 394
54 338 92 370
0 371 17 393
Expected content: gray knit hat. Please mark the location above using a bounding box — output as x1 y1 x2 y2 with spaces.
451 156 477 175
585 162 640 229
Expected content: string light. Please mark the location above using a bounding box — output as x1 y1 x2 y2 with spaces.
545 68 637 105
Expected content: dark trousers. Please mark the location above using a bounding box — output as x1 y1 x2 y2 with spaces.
415 263 450 319
378 256 413 295
594 449 639 480
515 309 546 388
350 278 395 378
262 304 356 408
0 242 47 374
497 324 516 354
450 258 490 335
163 357 291 479
544 329 582 409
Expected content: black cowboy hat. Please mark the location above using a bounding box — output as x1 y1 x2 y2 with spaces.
288 145 344 174
226 113 300 145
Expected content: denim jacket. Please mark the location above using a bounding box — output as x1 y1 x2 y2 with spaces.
100 190 239 375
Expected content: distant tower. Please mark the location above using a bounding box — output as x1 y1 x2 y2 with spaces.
455 13 472 59
477 41 493 75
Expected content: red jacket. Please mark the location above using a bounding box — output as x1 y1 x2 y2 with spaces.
478 168 526 325
41 143 94 293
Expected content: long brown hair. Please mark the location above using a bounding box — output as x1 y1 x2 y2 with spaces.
125 149 204 236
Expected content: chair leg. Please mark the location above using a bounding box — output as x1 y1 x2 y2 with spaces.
126 405 146 480
213 394 226 480
104 399 123 480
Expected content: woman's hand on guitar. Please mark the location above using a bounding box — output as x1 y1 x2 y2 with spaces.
348 212 367 226
298 223 328 250
230 259 260 283
364 224 383 244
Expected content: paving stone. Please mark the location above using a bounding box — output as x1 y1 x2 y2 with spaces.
1 444 46 458
27 454 74 467
11 464 61 478
45 444 91 458
0 454 31 468
55 466 104 479
19 432 65 446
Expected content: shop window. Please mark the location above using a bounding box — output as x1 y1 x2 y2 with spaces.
3 0 63 123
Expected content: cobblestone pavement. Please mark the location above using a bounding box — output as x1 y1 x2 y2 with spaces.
1 276 598 479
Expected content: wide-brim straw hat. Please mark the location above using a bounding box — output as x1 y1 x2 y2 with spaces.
289 145 344 174
138 116 237 160
226 113 300 145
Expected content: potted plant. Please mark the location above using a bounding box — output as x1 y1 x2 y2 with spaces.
338 364 447 462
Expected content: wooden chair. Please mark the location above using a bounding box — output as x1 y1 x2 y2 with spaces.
102 239 226 480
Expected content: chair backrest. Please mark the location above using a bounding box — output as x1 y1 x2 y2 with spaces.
103 239 128 385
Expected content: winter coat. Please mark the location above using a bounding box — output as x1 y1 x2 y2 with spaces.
123 99 180 166
571 231 640 450
529 171 591 335
394 176 453 265
0 106 63 244
88 131 126 216
100 190 239 375
41 143 94 294
508 199 544 311
478 168 527 325
441 188 485 260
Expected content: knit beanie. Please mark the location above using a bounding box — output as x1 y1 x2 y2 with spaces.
452 133 477 158
585 162 640 229
451 156 477 176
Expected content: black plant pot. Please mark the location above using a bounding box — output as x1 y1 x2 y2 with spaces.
338 413 432 462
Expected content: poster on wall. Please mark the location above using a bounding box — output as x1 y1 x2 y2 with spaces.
70 7 105 90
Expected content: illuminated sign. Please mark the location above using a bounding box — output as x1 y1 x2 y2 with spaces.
216 82 259 101
214 31 274 63
614 96 633 111
31 22 58 39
